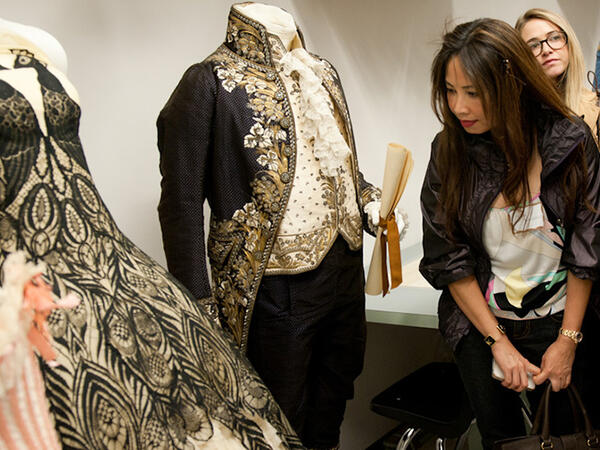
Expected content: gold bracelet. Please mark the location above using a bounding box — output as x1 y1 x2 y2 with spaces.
559 328 583 344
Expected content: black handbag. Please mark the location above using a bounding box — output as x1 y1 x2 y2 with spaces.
493 383 600 449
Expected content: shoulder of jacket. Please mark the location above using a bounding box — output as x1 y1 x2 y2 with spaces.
431 131 442 148
536 111 593 166
182 45 234 74
536 106 577 135
579 87 599 108
180 59 216 81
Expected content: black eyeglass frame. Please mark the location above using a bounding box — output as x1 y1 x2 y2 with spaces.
528 31 568 57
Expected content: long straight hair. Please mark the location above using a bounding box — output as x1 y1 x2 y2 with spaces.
515 8 586 114
431 19 581 236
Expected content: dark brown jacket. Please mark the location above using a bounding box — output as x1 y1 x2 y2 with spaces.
420 110 600 350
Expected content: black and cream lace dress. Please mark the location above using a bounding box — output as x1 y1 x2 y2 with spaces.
0 45 301 450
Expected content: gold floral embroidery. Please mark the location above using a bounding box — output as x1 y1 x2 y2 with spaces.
360 183 381 208
267 227 336 272
207 46 296 345
226 12 269 65
267 167 363 273
204 11 380 349
267 35 287 62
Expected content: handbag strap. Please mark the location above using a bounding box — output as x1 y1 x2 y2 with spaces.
567 385 584 433
569 384 600 447
531 383 550 436
532 382 599 448
540 383 553 447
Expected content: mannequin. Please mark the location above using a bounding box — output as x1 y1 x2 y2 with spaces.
0 18 68 74
158 3 387 449
0 20 302 450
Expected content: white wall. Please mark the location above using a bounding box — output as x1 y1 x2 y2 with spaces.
3 2 599 449
3 0 598 266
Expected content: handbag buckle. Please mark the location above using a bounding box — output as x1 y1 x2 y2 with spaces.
540 441 553 450
587 436 599 447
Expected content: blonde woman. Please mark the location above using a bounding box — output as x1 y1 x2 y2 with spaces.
516 8 599 142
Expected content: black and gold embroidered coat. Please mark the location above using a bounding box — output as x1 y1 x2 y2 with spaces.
157 6 380 350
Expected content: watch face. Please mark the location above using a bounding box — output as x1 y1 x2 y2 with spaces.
484 335 495 346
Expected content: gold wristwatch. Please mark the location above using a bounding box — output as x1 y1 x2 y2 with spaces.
559 328 583 344
484 324 506 346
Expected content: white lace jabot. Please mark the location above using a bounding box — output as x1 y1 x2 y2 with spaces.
279 48 351 177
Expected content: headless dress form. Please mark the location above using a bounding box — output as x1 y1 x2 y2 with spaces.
0 28 302 450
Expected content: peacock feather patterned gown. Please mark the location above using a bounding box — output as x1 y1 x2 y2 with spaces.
0 41 302 450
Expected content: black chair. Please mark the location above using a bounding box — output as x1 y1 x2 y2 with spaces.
370 361 474 450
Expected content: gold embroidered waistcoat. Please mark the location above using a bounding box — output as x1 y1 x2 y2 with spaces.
265 37 362 274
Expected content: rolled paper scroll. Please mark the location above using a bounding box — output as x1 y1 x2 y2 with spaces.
365 143 413 296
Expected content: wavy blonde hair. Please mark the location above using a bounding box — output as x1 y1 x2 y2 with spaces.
515 8 586 114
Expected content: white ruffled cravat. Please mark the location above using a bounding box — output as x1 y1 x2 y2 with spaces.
279 48 351 177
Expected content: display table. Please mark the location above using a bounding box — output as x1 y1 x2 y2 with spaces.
365 244 439 329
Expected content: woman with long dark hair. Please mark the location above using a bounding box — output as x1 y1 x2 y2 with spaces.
420 18 600 449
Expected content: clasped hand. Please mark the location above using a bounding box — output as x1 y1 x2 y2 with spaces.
492 336 576 392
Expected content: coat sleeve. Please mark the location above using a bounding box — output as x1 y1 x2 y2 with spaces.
419 135 477 289
156 62 216 302
357 171 381 237
357 171 381 206
561 128 600 281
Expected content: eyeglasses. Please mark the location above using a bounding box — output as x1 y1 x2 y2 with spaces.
527 31 568 57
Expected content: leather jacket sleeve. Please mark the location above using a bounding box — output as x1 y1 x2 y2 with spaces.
561 128 600 281
156 62 215 300
419 135 477 289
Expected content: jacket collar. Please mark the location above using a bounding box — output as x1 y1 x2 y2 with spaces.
224 3 306 67
464 131 504 176
464 107 587 176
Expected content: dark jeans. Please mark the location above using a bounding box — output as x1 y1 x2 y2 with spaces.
247 236 366 448
455 312 599 450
